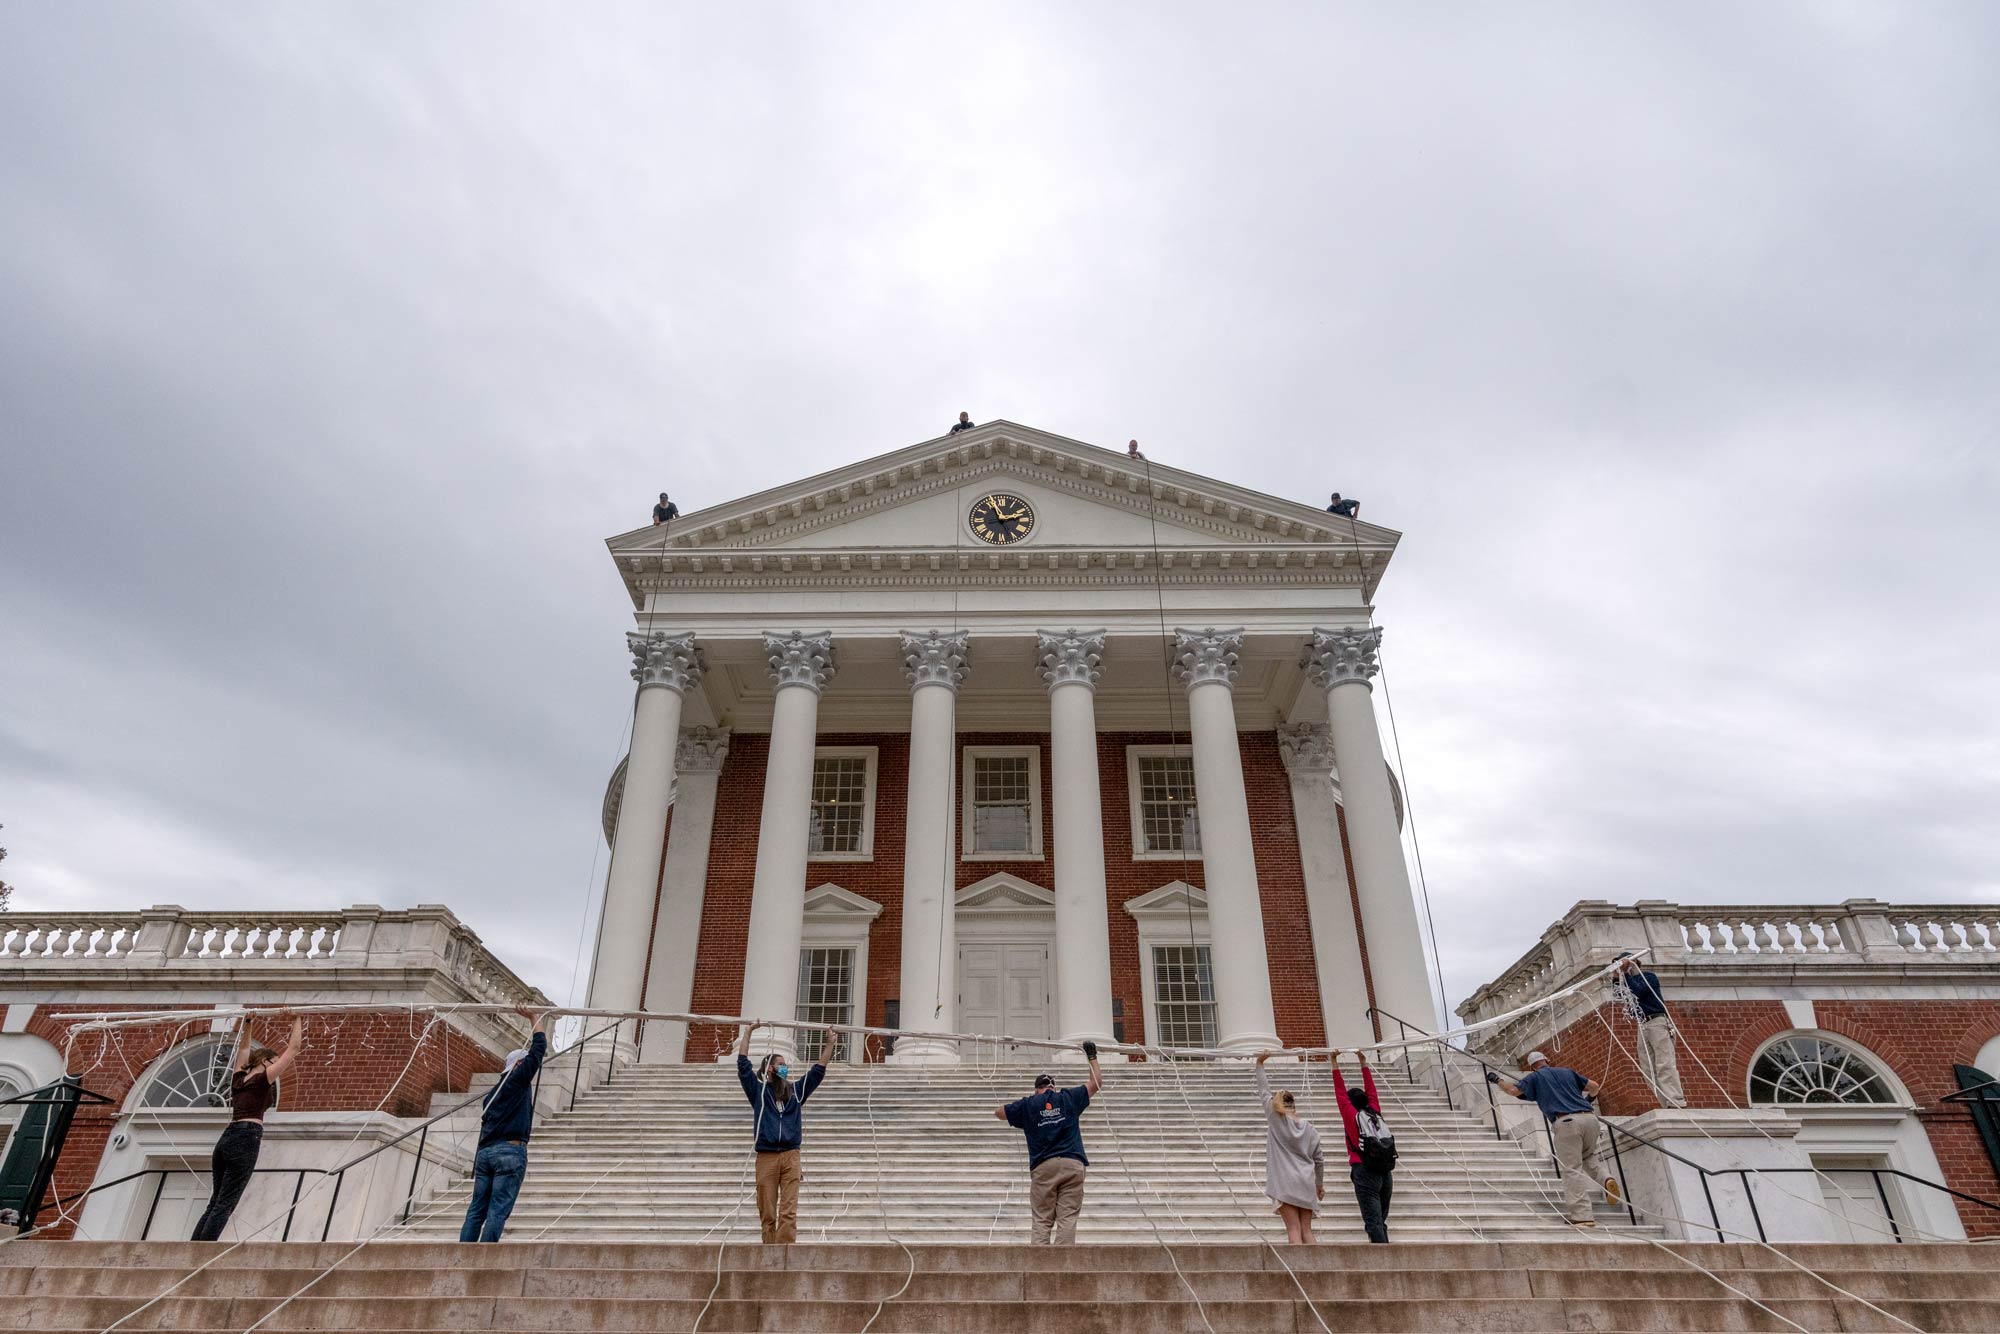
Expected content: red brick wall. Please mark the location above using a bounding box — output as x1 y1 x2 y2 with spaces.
1530 995 2000 1237
22 1005 501 1239
682 728 1342 1061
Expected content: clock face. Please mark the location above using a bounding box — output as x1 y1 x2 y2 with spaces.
967 492 1037 545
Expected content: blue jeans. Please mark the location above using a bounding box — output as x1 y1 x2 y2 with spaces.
460 1142 528 1242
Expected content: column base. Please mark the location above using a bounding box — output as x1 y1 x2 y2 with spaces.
885 1036 961 1065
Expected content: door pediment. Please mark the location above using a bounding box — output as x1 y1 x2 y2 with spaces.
956 872 1055 912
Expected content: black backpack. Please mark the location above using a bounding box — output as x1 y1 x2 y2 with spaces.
1356 1109 1398 1174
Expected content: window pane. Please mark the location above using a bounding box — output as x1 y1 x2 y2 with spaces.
972 754 1032 853
1748 1036 1895 1105
1137 755 1200 853
795 947 856 1031
140 1041 236 1109
808 756 869 854
1152 944 1217 1048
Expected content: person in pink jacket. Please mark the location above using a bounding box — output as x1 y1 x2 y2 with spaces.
1330 1053 1396 1242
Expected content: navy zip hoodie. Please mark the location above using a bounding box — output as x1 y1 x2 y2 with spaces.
477 1031 547 1149
737 1055 827 1153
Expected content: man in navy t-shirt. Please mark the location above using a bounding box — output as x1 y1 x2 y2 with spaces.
996 1041 1103 1243
1617 951 1686 1107
1493 1052 1617 1226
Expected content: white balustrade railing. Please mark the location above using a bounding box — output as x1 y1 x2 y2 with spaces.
0 918 145 960
172 916 345 960
1890 910 2000 954
1675 911 1852 955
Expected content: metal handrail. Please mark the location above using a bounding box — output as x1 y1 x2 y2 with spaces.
1365 1003 2000 1243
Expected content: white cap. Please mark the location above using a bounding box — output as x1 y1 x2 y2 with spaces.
502 1047 529 1073
1525 1051 1550 1067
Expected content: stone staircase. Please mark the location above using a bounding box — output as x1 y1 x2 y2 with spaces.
8 1237 1995 1331
397 1059 1642 1244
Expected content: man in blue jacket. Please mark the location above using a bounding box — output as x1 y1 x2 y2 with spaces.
460 1006 553 1242
736 1024 836 1244
996 1041 1103 1243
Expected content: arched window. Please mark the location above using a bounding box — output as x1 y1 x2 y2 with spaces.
1749 1034 1898 1106
136 1038 238 1110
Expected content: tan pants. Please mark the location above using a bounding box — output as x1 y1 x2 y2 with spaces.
1029 1157 1086 1244
754 1149 801 1244
1638 1018 1686 1107
1552 1112 1610 1223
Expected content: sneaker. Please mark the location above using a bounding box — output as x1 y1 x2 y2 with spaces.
1603 1177 1622 1206
1569 1218 1597 1228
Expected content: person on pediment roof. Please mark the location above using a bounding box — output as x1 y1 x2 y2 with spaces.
950 411 975 433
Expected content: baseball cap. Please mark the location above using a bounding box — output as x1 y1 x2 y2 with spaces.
1525 1051 1550 1067
1034 1073 1054 1089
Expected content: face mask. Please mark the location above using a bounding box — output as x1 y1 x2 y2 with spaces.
774 1065 790 1080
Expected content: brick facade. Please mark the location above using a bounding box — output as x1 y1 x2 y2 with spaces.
21 1005 500 1239
1526 995 2000 1238
681 728 1349 1062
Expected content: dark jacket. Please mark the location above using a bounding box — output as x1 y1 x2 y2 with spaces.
737 1055 827 1153
477 1031 547 1149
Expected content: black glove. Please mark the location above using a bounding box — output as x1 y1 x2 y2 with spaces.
1082 1040 1098 1061
1484 1070 1500 1084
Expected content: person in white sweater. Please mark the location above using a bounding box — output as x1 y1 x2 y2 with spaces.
1255 1051 1326 1244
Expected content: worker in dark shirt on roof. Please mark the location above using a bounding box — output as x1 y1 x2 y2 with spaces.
736 1024 835 1244
1617 951 1686 1107
652 493 679 526
1491 1052 1618 1227
996 1042 1102 1244
1326 492 1360 519
460 1006 553 1242
949 411 975 433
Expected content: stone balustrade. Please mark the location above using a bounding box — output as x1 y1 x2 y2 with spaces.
0 903 547 1009
1458 899 2000 1033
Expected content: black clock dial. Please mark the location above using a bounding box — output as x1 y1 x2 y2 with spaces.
968 492 1037 545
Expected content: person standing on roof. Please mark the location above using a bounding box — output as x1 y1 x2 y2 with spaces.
1330 1052 1397 1243
652 493 679 526
1326 492 1360 519
1491 1052 1619 1227
736 1024 835 1244
1254 1051 1325 1244
460 1006 553 1243
996 1041 1102 1243
1616 952 1686 1108
949 411 975 433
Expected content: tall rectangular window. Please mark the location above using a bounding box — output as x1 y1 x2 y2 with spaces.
968 751 1034 855
1133 752 1201 855
795 946 856 1030
1151 944 1217 1048
807 750 875 858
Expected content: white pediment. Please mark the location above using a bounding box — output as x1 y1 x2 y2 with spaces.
607 421 1396 557
1123 881 1209 919
802 884 884 919
956 872 1056 911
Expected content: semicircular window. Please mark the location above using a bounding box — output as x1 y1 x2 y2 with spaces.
1749 1035 1896 1105
138 1039 236 1109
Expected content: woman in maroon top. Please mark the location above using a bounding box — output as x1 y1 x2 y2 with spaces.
1330 1053 1394 1243
191 1015 302 1242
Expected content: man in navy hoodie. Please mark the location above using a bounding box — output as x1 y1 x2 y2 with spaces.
737 1024 836 1244
460 1006 553 1242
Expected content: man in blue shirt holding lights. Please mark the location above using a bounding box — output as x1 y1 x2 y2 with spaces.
996 1041 1103 1243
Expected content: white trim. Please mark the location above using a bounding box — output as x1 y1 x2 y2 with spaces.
799 884 883 1065
807 745 878 862
961 745 1044 861
1125 882 1212 1046
1124 744 1203 862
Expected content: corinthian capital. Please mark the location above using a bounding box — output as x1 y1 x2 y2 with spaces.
901 630 970 693
764 631 837 693
675 726 732 772
1036 630 1105 691
1171 628 1243 691
628 631 704 693
1276 723 1336 777
1304 626 1383 691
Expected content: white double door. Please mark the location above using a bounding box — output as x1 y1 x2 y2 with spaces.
957 941 1052 1054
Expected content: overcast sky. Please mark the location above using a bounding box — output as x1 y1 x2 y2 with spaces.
3 3 1995 1018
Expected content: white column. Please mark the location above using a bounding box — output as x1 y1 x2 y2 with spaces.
889 630 968 1064
1038 630 1116 1059
740 632 836 1065
1306 626 1437 1032
1276 723 1374 1046
589 631 702 1055
1172 629 1281 1052
639 727 731 1063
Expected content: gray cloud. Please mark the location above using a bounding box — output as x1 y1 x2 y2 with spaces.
3 3 1995 1010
